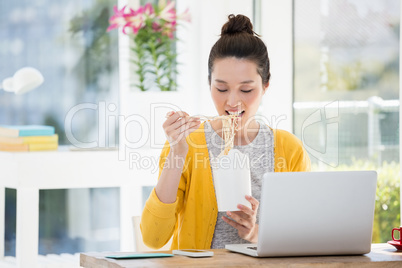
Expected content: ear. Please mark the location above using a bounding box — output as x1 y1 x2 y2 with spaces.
262 82 269 95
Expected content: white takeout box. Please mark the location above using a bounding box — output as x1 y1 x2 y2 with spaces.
211 149 252 212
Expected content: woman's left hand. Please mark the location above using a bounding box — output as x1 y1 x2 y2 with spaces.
222 195 259 243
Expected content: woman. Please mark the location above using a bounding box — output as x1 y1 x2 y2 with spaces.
141 14 311 250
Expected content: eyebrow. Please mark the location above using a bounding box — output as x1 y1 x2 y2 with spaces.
214 79 255 84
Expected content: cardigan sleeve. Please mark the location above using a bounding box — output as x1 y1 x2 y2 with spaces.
273 129 311 172
140 141 188 249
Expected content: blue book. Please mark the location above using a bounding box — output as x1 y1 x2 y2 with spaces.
0 125 55 137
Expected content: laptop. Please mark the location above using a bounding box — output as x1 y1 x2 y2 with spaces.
225 171 377 257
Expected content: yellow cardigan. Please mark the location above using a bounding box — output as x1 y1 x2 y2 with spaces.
140 123 311 250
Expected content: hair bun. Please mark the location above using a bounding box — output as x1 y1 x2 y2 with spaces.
221 14 254 35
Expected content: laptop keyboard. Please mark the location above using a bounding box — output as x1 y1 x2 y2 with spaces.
247 246 257 251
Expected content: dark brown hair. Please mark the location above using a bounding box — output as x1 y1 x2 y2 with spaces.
208 14 271 86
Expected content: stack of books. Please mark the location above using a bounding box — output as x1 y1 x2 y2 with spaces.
0 125 58 152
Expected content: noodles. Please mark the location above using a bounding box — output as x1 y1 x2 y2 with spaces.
166 112 240 157
217 114 239 157
194 114 239 157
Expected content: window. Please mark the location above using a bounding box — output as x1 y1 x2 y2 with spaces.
1 0 119 255
0 0 119 146
294 0 400 242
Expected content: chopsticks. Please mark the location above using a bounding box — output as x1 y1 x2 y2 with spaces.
165 114 228 121
193 115 228 121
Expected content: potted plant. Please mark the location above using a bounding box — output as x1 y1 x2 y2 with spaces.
108 1 191 149
108 0 190 92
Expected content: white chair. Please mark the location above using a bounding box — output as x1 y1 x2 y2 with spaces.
132 216 172 252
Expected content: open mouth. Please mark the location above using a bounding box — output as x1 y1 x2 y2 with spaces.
226 110 245 117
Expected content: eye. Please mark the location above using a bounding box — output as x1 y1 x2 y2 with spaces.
241 89 253 93
217 88 228 93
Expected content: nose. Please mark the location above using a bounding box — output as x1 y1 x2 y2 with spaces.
227 91 241 108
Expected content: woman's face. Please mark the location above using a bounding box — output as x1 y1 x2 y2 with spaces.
210 57 268 129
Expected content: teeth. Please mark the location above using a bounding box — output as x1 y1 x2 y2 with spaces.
228 111 242 115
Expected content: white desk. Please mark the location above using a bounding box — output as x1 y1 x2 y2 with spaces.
0 147 159 268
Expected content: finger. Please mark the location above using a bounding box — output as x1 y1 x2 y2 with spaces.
230 210 250 220
165 111 175 118
172 117 190 131
245 195 259 211
164 111 190 126
166 116 195 134
166 119 200 144
172 111 189 119
164 111 180 125
222 216 248 233
227 211 252 229
179 120 201 135
165 111 189 119
237 204 255 217
167 112 199 131
177 117 201 134
171 116 200 135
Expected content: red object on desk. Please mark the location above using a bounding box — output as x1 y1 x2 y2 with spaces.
387 240 402 251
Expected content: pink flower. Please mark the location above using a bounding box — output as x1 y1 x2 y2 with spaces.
107 1 189 37
159 1 176 22
107 5 128 32
177 8 191 23
143 3 154 17
152 21 162 32
123 8 144 34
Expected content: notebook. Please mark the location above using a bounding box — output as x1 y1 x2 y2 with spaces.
225 171 377 257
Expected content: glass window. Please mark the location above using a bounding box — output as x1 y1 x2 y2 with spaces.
0 0 119 146
1 0 120 255
142 186 154 209
294 0 400 243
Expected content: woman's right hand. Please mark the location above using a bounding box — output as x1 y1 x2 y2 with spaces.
163 111 201 156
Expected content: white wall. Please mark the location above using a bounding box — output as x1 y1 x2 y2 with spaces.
259 0 293 132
